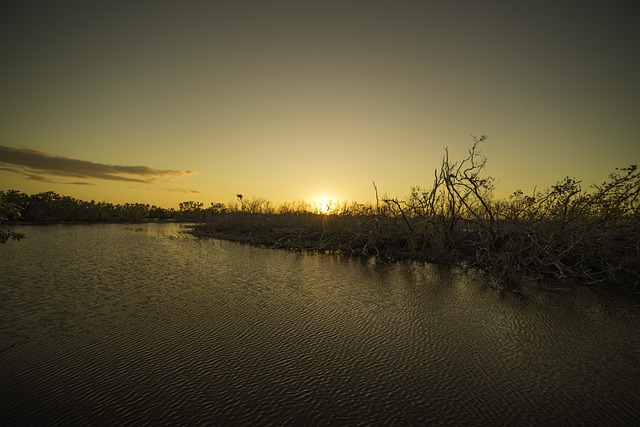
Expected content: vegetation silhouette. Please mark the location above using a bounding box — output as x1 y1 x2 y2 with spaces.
192 137 639 292
0 196 25 243
0 191 205 224
2 137 638 291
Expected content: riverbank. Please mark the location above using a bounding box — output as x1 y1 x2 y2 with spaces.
189 208 640 295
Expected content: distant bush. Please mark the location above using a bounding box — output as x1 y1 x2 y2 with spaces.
0 190 179 223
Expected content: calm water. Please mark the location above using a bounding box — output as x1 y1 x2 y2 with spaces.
1 223 639 425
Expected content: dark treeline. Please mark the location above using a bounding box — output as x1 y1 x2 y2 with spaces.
193 137 640 292
0 191 224 243
0 191 221 225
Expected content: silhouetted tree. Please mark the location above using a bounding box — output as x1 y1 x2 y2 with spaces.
0 191 25 243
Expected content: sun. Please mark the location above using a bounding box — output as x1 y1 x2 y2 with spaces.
313 195 335 214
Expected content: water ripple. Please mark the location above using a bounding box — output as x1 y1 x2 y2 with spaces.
1 224 639 425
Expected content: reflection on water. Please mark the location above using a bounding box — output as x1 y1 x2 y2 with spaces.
1 223 639 425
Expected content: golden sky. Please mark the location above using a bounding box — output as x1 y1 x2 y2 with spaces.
1 1 638 208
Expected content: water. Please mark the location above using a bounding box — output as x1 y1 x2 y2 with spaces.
1 223 639 425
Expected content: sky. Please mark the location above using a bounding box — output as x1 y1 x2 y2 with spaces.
1 1 638 209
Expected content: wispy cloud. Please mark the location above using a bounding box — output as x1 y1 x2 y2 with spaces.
134 187 202 194
167 188 203 194
25 174 96 185
2 165 95 185
0 145 195 184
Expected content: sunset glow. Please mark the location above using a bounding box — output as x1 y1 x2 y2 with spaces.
1 3 639 422
0 2 637 208
313 196 336 214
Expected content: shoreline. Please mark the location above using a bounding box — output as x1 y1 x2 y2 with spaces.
189 223 640 311
188 219 640 300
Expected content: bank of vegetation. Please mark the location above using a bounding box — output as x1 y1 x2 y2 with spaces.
193 137 639 292
2 137 639 292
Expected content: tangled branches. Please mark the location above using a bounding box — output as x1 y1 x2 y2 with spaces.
193 137 639 292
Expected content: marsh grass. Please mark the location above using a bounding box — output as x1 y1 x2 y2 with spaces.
193 137 639 292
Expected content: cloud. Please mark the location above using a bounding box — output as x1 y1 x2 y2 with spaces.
167 188 203 194
24 174 96 185
0 166 23 174
0 145 195 184
133 187 202 194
